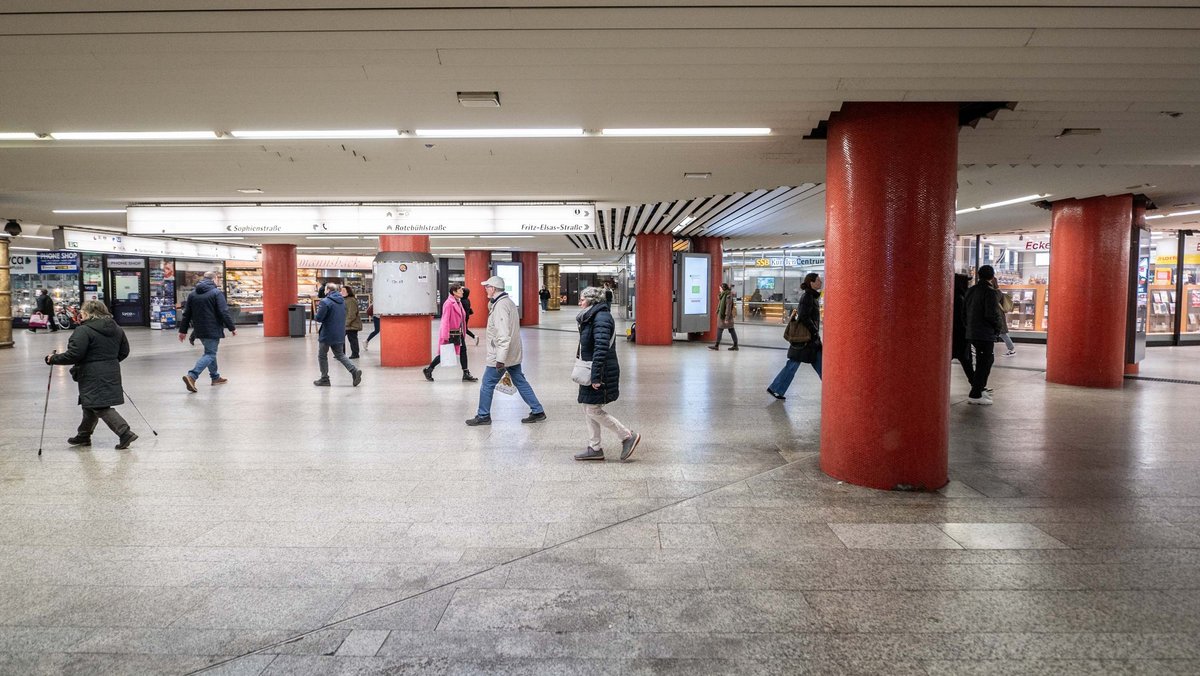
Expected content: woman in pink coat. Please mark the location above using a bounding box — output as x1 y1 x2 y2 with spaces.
423 283 477 382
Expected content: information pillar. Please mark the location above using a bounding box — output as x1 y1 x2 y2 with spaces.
262 243 297 338
464 250 492 329
690 236 723 342
379 235 432 368
635 233 674 345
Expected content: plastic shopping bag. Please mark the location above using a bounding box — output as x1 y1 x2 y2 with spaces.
439 343 457 364
496 371 517 396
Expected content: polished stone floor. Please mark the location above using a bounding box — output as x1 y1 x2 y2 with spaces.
2 310 1200 675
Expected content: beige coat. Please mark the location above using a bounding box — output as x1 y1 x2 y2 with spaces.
485 292 523 366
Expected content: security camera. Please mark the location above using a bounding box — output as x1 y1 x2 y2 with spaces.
3 219 20 237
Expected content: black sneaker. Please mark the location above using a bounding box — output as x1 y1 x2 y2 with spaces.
707 345 719 351
115 432 138 450
574 447 605 461
422 367 434 382
728 346 739 351
767 388 785 400
620 432 642 461
352 370 363 387
465 415 492 426
313 378 331 387
521 411 547 424
67 435 91 447
462 371 478 382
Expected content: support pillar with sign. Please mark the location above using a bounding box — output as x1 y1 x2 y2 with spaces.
378 235 434 368
0 237 13 349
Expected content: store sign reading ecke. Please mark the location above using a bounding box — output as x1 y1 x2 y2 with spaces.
126 204 597 236
1023 241 1050 251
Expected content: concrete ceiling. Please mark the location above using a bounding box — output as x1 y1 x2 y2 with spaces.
3 1 1200 256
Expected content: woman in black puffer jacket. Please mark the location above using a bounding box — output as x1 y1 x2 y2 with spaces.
573 287 641 462
45 300 137 450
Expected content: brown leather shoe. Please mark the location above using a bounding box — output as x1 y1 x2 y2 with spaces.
211 377 228 386
182 375 198 393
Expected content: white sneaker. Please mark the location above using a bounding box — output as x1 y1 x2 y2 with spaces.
967 396 993 406
1004 350 1016 356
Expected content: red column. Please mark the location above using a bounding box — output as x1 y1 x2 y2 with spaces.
378 235 432 368
820 102 958 491
464 250 492 329
513 251 540 326
635 233 674 345
262 243 297 338
1046 194 1132 389
690 236 723 341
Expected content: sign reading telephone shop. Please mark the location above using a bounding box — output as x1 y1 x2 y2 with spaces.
127 204 597 236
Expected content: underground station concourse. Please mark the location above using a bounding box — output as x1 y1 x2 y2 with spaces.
2 3 1200 675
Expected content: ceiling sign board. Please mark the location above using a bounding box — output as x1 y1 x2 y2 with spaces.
55 228 259 261
127 204 597 236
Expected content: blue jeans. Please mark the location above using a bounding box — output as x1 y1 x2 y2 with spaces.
476 363 544 418
188 338 221 380
1000 333 1015 351
768 353 822 395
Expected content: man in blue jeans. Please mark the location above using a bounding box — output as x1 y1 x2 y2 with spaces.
466 276 546 426
179 271 237 392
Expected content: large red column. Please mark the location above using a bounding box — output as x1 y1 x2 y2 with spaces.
635 233 674 345
690 236 723 342
379 235 432 367
820 102 958 491
262 243 297 338
464 250 492 329
1046 194 1132 388
512 252 540 326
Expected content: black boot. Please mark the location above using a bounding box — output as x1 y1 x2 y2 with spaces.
67 434 91 447
115 431 138 450
462 370 478 382
422 366 434 382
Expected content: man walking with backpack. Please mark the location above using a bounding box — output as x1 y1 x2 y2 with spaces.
313 282 363 388
179 271 236 392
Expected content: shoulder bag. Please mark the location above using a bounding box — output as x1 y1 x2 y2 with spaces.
572 329 617 385
783 312 812 344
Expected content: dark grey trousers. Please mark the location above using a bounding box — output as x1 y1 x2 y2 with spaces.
78 407 130 437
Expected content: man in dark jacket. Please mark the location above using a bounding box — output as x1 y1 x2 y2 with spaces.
46 300 137 449
178 271 236 392
314 282 362 387
963 265 1005 405
952 273 975 387
29 288 59 332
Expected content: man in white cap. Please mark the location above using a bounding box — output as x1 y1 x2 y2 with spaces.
466 275 547 426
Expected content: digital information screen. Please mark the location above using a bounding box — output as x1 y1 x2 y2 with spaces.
673 252 711 333
493 261 523 317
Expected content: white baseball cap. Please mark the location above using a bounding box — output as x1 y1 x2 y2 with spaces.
482 275 506 289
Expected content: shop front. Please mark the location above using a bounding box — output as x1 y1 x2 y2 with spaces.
8 251 88 329
722 249 826 323
225 254 374 325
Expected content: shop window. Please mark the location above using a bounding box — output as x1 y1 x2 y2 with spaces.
980 233 1050 336
1183 233 1200 341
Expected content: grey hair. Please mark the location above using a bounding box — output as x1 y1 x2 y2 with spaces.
203 271 218 281
325 282 340 293
580 286 606 305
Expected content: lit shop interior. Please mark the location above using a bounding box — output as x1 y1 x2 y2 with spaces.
721 247 826 322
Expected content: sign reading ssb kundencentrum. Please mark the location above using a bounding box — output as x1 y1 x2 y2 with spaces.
126 204 596 236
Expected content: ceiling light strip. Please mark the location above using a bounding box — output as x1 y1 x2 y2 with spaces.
414 128 584 138
602 128 771 137
50 131 218 140
956 194 1049 215
229 130 401 139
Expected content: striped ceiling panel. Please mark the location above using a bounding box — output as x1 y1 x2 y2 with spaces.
568 184 824 251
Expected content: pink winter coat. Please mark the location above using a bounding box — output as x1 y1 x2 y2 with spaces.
438 296 467 354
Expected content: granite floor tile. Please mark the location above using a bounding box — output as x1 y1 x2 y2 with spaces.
829 523 965 550
333 629 390 656
657 523 721 549
544 521 661 548
939 522 1069 549
169 587 354 630
713 523 846 549
1036 522 1200 549
323 587 458 630
503 561 707 590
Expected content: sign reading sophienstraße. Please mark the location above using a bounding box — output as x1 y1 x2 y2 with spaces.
126 204 597 236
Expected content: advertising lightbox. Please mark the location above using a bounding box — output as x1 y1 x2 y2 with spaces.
673 252 711 333
492 261 523 319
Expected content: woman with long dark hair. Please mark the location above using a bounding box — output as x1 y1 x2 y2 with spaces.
767 272 823 400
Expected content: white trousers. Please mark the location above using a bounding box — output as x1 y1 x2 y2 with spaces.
583 403 631 450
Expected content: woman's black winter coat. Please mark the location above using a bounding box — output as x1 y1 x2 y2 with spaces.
577 303 620 405
787 287 822 363
47 317 129 408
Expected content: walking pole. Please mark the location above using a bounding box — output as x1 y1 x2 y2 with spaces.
121 388 159 437
38 350 57 457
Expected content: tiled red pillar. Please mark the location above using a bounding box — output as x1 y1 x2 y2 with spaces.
464 250 492 329
690 236 723 342
820 102 957 491
635 233 674 345
261 243 297 338
1046 194 1133 389
513 251 540 326
379 235 431 367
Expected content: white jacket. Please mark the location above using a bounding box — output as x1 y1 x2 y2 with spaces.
485 292 523 366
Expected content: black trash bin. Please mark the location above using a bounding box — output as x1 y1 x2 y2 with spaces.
288 304 306 337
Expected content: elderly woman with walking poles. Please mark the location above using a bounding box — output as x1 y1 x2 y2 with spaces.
572 286 642 462
44 300 138 450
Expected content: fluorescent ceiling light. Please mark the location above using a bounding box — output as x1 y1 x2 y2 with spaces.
1165 209 1200 218
50 131 218 140
17 235 54 240
956 194 1049 215
1145 215 1166 220
230 129 401 139
679 216 696 226
414 128 584 138
602 128 771 137
237 188 264 194
0 132 42 140
10 246 49 251
53 209 127 214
